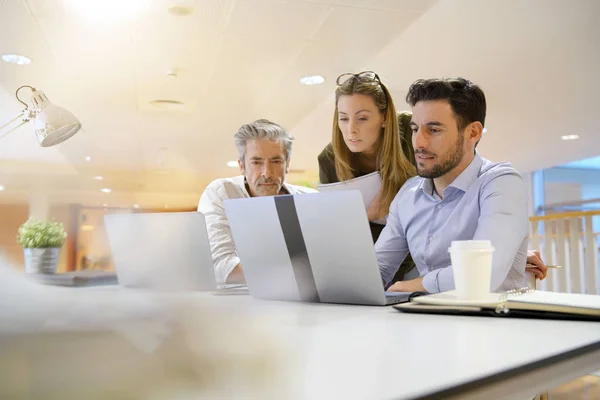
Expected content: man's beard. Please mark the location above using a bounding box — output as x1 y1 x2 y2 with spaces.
416 134 465 179
251 178 281 196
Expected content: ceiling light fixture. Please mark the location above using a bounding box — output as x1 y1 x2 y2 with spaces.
94 176 103 180
133 204 140 209
2 54 32 65
0 185 4 191
101 188 111 193
561 134 579 141
85 156 92 162
227 160 238 167
300 75 325 85
0 85 82 147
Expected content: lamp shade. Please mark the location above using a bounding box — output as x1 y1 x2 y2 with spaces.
30 90 81 147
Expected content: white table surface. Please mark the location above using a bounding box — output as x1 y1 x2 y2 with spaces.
80 287 600 399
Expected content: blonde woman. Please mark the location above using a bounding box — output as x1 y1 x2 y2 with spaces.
318 71 417 281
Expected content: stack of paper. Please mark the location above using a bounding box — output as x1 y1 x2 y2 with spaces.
317 172 385 224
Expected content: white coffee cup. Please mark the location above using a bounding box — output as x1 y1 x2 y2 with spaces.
448 240 495 300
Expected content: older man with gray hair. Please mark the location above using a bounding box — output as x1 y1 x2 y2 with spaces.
198 119 317 285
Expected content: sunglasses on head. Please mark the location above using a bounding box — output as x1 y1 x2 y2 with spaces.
335 71 382 86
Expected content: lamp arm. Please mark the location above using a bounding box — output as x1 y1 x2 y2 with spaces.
0 109 34 141
15 85 36 108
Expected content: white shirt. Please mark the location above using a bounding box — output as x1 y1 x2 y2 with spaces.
197 175 317 284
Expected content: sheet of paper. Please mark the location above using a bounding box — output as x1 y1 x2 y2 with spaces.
317 172 386 224
510 291 600 311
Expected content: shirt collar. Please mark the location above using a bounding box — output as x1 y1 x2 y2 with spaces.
449 151 483 192
419 151 483 196
421 176 435 196
281 183 291 195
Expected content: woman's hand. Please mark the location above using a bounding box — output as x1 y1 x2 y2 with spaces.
367 191 382 222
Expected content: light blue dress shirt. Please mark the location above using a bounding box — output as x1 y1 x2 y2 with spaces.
376 152 529 293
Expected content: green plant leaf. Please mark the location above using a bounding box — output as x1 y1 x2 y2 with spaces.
17 217 67 248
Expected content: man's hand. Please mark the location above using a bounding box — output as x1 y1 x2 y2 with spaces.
367 190 382 222
526 250 548 280
387 277 426 293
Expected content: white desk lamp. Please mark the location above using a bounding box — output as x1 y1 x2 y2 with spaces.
0 85 81 147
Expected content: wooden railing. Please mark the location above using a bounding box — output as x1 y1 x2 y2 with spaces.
529 210 600 294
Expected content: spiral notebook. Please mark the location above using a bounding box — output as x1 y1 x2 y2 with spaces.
393 288 600 321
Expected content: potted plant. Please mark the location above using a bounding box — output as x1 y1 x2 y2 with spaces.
17 218 67 274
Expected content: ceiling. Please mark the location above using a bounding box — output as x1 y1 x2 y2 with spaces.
0 0 599 209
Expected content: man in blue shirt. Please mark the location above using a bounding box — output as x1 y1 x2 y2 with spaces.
377 77 545 293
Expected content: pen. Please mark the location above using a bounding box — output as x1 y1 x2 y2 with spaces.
527 264 562 269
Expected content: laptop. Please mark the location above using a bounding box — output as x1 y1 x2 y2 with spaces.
104 212 246 293
223 190 414 306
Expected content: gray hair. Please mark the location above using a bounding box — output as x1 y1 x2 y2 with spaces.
234 119 294 163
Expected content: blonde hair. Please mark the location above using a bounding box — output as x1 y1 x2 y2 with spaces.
332 75 416 217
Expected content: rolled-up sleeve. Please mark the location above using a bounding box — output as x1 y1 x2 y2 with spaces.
375 196 409 286
198 184 240 284
422 268 449 293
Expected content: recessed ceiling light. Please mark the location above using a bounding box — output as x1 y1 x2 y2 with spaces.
2 54 31 65
0 185 4 191
561 134 579 141
100 188 111 193
94 176 103 180
300 75 325 85
85 156 92 162
164 204 170 209
227 160 238 167
103 204 108 207
133 204 140 209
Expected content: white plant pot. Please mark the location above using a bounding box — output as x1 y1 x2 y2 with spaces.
23 248 61 274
